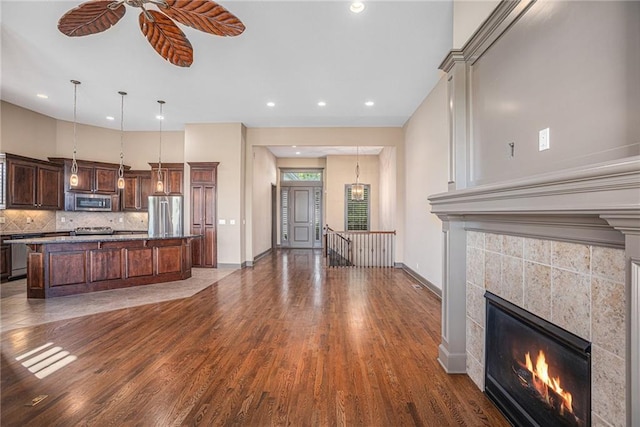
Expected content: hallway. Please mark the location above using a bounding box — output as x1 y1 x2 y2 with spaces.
1 249 508 426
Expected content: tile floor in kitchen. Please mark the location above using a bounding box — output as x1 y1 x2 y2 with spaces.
0 267 238 333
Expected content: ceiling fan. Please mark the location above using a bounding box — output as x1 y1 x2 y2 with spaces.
58 0 245 67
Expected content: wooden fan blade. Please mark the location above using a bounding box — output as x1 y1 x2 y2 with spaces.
162 0 245 37
58 0 125 37
139 10 193 67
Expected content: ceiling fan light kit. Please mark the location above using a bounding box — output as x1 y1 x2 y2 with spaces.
58 0 246 67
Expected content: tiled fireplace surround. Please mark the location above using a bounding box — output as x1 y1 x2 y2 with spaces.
466 233 624 426
429 157 640 427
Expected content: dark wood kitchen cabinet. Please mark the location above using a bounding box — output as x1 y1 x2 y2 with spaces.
5 154 64 210
189 162 218 268
1 238 10 282
121 170 152 211
49 158 124 194
149 162 183 195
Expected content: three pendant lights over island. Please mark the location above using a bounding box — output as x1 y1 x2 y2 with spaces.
68 79 166 193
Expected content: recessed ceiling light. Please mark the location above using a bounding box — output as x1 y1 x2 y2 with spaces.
296 151 301 155
292 145 297 148
106 116 115 121
350 2 365 13
156 115 164 120
36 93 48 99
266 101 275 107
317 101 326 107
365 100 375 107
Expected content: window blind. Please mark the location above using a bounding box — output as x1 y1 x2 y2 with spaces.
345 185 369 231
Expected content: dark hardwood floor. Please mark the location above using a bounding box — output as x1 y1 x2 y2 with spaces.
1 249 508 426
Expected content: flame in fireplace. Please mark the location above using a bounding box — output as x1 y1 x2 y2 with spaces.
524 350 574 415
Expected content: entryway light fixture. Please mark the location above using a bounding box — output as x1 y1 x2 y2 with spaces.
156 100 165 193
117 90 127 190
351 145 365 201
69 79 81 187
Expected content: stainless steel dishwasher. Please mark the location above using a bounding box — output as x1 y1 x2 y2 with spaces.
10 235 29 278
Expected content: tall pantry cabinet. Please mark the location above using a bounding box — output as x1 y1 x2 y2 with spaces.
189 162 218 268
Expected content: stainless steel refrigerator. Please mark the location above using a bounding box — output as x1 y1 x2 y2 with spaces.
148 195 183 237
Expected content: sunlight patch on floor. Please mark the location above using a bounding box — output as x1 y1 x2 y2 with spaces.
16 342 78 379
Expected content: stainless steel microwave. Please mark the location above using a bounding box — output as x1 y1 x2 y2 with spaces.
74 194 112 211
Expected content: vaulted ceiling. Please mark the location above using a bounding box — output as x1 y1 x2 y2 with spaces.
1 1 453 133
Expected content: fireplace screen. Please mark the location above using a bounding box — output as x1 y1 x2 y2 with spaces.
484 292 591 427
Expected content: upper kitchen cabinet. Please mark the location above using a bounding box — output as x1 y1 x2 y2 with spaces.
121 170 152 211
49 158 125 194
6 154 64 210
149 163 184 195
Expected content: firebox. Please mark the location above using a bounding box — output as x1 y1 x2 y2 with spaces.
484 292 591 427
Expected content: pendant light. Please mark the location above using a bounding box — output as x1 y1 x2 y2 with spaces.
156 100 165 193
351 145 365 201
117 90 127 190
69 80 81 187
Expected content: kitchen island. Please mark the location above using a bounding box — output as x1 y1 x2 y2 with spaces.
6 234 199 298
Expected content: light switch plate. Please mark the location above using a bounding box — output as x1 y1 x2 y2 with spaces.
539 128 550 151
219 219 226 225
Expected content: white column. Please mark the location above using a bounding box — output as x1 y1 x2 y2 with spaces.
629 244 640 427
441 52 469 191
601 215 640 427
438 216 467 373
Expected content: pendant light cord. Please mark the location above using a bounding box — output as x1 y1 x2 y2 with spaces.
157 100 165 180
355 145 360 184
71 80 80 175
118 91 127 179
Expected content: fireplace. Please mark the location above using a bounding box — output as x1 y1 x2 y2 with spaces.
485 292 591 427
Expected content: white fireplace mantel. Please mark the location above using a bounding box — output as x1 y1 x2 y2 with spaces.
428 155 640 426
430 156 640 228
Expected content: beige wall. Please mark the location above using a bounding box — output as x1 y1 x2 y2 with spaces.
378 146 396 231
403 76 449 288
184 123 244 266
1 102 185 168
247 127 403 148
325 155 379 231
276 158 326 169
1 101 57 160
56 121 184 169
453 0 499 48
251 147 277 258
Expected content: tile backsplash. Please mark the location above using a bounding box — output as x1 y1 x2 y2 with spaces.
0 210 148 234
0 210 56 233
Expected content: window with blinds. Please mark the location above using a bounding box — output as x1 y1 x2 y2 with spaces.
345 184 370 231
0 154 5 210
281 188 289 242
314 188 322 242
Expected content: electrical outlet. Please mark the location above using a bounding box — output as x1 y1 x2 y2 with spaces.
0 217 5 224
60 217 66 223
119 217 124 223
229 219 235 225
26 217 33 224
539 128 550 151
219 219 226 225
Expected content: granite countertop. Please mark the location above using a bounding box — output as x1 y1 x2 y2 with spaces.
1 231 58 237
1 230 148 237
5 234 201 244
